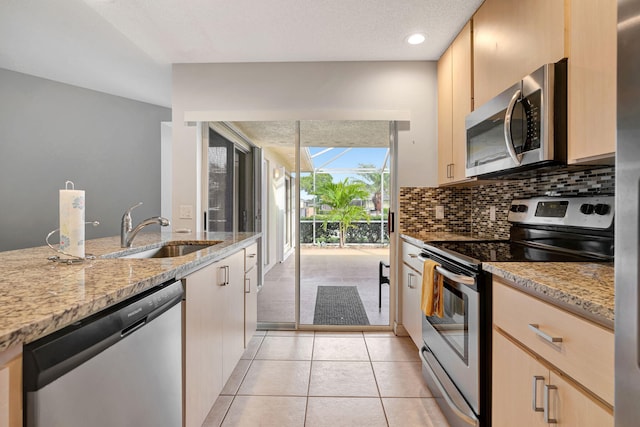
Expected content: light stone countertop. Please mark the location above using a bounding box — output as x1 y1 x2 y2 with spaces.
0 231 260 352
484 262 614 329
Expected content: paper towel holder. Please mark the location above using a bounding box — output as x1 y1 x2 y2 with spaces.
46 221 100 264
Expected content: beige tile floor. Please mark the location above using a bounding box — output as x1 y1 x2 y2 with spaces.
203 331 450 427
258 247 391 326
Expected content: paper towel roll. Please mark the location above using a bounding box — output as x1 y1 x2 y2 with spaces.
59 182 85 258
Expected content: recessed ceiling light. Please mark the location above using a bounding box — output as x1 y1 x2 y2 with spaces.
406 33 426 45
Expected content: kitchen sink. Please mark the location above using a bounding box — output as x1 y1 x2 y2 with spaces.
115 241 222 259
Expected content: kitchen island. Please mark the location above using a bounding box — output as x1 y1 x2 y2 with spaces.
0 231 260 352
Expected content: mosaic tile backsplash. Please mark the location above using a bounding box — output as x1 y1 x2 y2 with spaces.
400 166 615 239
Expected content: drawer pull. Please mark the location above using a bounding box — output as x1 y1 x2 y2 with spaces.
407 273 416 289
531 375 545 412
409 253 419 258
544 384 558 424
247 253 257 258
528 324 562 343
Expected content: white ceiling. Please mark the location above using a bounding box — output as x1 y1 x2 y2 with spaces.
0 0 482 108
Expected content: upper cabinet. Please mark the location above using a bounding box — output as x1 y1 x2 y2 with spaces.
472 0 616 166
438 22 474 186
473 0 565 108
566 0 617 163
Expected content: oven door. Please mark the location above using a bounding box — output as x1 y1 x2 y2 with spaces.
420 263 479 426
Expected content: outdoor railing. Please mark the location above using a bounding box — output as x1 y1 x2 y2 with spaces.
300 220 389 245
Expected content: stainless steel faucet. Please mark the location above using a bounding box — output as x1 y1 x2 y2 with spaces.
121 202 170 248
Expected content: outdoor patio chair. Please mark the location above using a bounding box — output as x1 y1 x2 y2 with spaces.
379 260 390 311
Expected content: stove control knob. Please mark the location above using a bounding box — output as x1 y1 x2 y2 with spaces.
510 205 519 212
580 203 595 215
517 204 528 213
594 203 610 216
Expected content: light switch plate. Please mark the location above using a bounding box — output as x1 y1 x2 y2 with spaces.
435 206 445 219
179 205 193 219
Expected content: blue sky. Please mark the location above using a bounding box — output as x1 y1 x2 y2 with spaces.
307 147 389 171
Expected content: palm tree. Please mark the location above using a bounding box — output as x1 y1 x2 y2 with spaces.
316 178 370 247
356 163 389 214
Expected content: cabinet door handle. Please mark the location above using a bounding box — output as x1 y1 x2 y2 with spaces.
219 265 230 286
528 324 563 343
408 253 419 259
247 253 257 258
544 384 558 424
245 276 251 293
450 163 454 178
407 273 416 289
531 375 545 412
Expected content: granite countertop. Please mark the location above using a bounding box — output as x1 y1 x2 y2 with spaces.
0 231 260 353
484 262 614 329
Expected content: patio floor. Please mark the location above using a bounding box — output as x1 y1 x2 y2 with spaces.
258 246 391 327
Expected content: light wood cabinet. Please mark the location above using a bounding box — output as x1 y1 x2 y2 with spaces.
0 346 21 427
244 243 259 347
183 259 225 427
493 277 613 405
182 249 246 427
222 250 246 383
401 240 423 347
566 0 616 164
492 278 613 426
473 0 565 107
437 46 453 185
493 330 612 426
492 330 548 427
438 22 473 185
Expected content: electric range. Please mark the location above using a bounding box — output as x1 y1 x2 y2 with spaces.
418 195 614 427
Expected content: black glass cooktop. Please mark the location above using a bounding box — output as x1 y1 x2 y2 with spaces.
423 240 612 266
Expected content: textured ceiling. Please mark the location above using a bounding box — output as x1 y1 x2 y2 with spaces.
230 120 391 172
233 121 390 147
0 0 482 107
82 0 483 64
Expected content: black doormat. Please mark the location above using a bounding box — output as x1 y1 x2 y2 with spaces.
313 286 370 325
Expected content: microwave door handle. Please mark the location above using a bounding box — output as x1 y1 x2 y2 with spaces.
504 89 523 165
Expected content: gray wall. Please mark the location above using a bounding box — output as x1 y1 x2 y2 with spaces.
0 68 171 251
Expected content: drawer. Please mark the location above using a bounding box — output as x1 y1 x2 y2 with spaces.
244 243 258 272
401 240 423 273
493 277 614 406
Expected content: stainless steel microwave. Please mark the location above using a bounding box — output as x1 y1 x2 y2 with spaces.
465 59 567 178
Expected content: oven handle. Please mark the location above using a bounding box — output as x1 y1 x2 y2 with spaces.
435 266 475 286
420 346 479 427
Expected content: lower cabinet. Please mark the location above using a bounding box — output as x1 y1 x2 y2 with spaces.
493 330 612 426
492 278 613 426
0 346 21 427
244 243 259 347
401 240 423 347
401 262 422 347
182 249 246 427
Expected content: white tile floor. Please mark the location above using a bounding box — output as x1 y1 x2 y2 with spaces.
203 331 450 427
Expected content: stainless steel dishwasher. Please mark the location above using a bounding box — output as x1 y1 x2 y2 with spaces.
23 279 183 427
